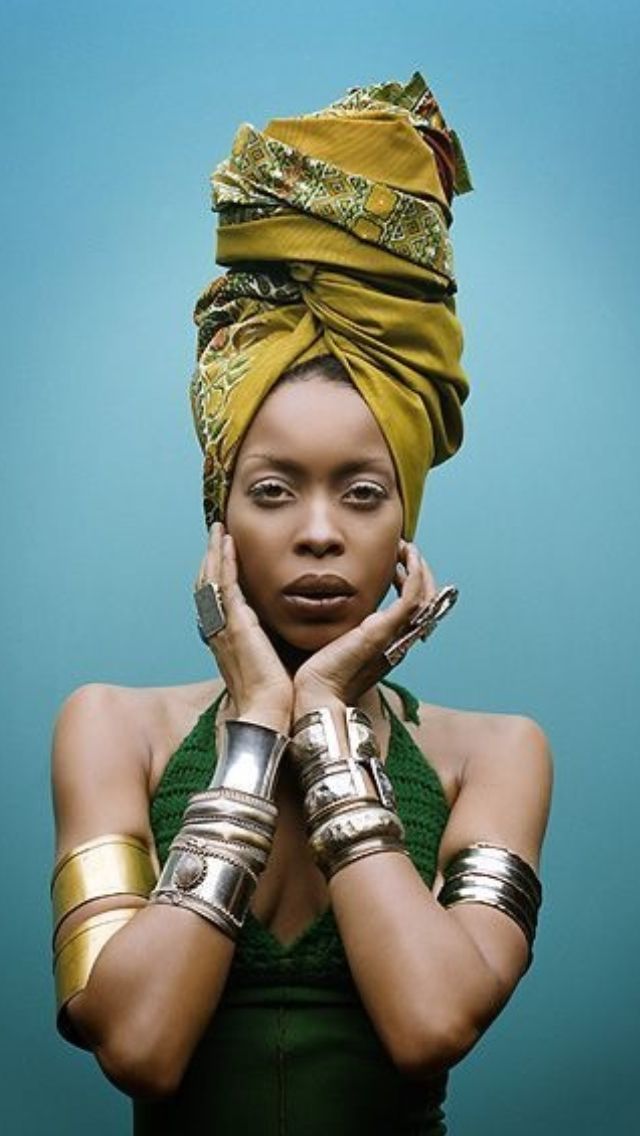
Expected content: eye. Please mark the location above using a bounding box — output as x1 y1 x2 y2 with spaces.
343 481 388 507
248 479 294 505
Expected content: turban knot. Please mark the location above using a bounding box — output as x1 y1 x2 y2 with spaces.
190 71 473 537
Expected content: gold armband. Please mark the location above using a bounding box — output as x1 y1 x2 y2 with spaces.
51 834 157 940
53 907 139 1046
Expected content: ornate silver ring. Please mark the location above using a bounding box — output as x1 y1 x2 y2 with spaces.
383 585 459 670
194 580 226 643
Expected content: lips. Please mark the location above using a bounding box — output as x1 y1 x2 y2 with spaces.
282 573 356 598
281 574 356 621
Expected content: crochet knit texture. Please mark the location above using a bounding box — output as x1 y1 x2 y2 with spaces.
149 681 450 987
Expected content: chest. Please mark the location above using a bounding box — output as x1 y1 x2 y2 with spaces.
149 694 455 947
250 763 330 945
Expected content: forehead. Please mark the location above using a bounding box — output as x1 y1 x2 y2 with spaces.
235 377 395 471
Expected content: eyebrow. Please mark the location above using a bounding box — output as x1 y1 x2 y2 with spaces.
240 453 394 477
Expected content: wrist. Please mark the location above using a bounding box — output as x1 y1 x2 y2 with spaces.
235 708 291 736
211 718 288 796
288 705 406 881
293 697 347 751
293 689 345 720
232 705 291 735
151 717 287 939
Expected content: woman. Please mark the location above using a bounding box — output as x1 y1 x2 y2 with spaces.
50 73 552 1135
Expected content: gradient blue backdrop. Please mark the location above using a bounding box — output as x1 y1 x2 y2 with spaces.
2 1 638 1132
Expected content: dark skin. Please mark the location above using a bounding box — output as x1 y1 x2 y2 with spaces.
51 372 551 1096
197 375 437 742
196 377 551 1063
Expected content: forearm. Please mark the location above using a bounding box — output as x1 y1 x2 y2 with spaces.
62 901 235 1099
329 851 509 1077
54 715 288 1099
289 693 530 1079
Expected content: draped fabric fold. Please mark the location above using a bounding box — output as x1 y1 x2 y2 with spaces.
190 71 472 537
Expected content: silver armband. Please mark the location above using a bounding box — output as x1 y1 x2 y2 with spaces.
290 705 406 880
438 843 542 964
149 719 287 939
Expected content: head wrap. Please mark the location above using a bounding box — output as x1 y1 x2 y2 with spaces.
190 71 473 537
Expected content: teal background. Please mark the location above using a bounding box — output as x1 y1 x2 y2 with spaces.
2 1 638 1132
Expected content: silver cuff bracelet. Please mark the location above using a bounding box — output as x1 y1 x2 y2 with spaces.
290 706 397 813
290 704 406 879
310 805 407 879
151 844 257 938
148 718 288 939
180 789 277 856
210 719 288 797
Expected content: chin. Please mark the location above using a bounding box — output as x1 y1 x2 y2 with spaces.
266 617 353 658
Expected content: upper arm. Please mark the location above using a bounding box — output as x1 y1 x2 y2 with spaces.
51 683 160 950
434 715 553 992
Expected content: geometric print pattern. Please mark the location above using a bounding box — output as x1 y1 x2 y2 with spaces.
213 124 456 283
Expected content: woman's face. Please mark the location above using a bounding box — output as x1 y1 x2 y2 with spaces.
225 374 404 654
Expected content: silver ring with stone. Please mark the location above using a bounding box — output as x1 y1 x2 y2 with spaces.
194 580 226 643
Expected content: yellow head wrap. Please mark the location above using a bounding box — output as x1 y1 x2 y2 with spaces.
190 72 473 538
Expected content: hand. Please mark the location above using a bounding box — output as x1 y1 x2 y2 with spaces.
194 523 293 732
293 542 438 713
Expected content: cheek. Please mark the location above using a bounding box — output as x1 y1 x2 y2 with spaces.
370 549 398 601
225 503 281 599
359 513 403 597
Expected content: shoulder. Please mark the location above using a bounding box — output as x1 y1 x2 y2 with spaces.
426 705 553 873
53 682 155 770
452 708 553 802
414 697 552 785
385 686 552 825
52 677 224 794
54 677 225 758
52 682 150 768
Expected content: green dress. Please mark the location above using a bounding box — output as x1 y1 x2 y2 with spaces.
133 682 451 1135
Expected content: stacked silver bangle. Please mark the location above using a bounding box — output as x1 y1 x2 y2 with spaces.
149 720 288 940
438 842 542 964
289 706 406 880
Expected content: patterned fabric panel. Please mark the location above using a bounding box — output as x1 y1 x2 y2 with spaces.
213 125 455 280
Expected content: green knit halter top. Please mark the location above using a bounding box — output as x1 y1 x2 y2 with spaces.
135 682 452 1136
149 680 450 989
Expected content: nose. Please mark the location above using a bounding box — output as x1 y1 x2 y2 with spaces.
293 495 345 559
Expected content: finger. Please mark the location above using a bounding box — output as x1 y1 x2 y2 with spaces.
194 522 220 590
219 533 254 629
393 543 408 593
363 544 424 648
359 563 422 651
194 534 208 590
207 521 224 584
417 553 438 608
392 564 407 593
398 544 437 612
219 532 235 585
397 542 424 613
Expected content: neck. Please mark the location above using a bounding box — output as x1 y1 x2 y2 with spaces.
266 628 385 722
266 628 313 675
